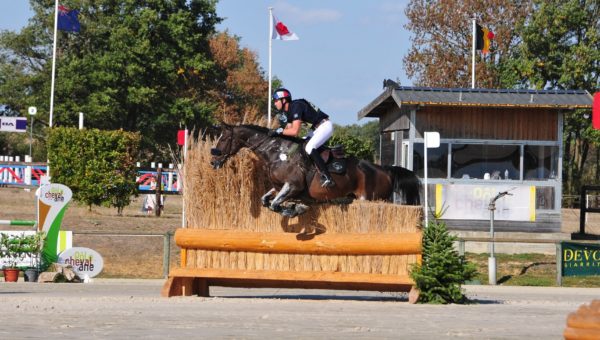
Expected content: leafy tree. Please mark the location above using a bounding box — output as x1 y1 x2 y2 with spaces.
403 0 532 88
410 220 477 304
1 1 271 161
498 0 600 195
47 127 140 214
208 32 269 125
329 121 379 161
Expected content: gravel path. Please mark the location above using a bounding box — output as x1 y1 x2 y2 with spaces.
1 279 598 339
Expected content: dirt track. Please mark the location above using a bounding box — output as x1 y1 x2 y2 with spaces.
1 279 598 339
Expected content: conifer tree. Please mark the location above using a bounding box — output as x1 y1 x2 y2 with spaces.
410 220 477 304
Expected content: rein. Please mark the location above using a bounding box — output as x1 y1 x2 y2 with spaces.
244 134 270 151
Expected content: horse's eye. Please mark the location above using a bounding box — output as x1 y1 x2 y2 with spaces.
210 148 222 156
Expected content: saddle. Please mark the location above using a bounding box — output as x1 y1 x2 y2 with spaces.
317 145 347 174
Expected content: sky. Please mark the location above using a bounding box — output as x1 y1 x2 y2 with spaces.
0 0 414 126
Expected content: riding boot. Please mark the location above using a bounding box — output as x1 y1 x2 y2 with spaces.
309 149 335 188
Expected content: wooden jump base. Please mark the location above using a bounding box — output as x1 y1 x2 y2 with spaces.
564 300 600 339
162 228 422 301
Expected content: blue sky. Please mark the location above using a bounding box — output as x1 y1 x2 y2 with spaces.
0 0 413 126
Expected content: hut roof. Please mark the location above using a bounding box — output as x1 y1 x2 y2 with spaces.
358 83 594 119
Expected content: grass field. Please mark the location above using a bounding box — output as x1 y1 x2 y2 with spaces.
1 187 599 287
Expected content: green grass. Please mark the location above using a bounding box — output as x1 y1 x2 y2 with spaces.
465 253 600 288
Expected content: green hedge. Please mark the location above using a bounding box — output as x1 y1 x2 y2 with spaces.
48 127 141 214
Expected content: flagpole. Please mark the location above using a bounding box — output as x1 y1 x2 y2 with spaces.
46 0 59 180
267 7 273 127
50 1 59 128
471 17 476 89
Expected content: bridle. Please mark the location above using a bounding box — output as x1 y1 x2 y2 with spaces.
210 126 270 168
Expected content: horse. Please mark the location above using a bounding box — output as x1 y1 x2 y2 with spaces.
210 123 421 217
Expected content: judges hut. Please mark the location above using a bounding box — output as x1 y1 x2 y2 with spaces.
358 83 593 232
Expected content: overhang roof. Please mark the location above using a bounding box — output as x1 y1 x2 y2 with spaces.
357 85 594 119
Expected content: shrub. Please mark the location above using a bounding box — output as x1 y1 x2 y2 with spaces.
410 220 477 304
48 127 140 214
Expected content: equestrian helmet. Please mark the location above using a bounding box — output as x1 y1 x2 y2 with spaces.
272 88 292 101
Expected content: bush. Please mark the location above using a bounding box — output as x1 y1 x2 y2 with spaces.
410 220 477 304
48 127 140 214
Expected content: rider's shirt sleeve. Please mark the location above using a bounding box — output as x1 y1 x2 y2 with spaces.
289 101 304 122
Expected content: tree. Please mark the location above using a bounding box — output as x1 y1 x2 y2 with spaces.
208 32 269 125
403 0 532 88
329 121 379 161
499 0 600 195
410 220 477 304
0 0 222 158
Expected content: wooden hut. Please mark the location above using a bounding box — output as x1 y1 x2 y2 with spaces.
358 83 593 232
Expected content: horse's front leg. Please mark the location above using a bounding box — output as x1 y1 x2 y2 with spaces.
261 188 277 207
269 183 292 213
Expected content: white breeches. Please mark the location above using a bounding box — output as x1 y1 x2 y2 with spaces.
305 120 333 153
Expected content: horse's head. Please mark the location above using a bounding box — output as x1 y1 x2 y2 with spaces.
210 123 244 169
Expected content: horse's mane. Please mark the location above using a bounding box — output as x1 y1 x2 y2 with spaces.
239 124 305 144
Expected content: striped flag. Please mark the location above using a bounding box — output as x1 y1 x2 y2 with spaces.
476 24 494 54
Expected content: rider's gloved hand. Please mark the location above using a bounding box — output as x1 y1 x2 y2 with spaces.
268 128 283 137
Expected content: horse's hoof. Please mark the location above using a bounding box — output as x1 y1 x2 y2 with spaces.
281 208 297 218
294 204 309 216
270 205 282 213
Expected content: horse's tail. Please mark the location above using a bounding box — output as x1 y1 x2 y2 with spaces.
383 165 421 205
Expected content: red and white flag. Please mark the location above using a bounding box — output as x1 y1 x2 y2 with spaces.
271 14 299 41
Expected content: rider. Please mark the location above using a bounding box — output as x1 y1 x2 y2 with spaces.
269 88 335 188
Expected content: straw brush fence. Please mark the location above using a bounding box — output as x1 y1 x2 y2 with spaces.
162 136 423 298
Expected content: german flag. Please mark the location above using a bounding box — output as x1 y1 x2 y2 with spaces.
476 24 494 54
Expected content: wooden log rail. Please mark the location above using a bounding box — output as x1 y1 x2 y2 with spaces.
174 229 422 256
163 228 423 300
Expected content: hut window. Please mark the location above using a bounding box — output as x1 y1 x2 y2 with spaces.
451 144 520 180
524 145 559 180
412 143 448 178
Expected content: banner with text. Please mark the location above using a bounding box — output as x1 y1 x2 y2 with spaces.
435 184 535 221
561 242 600 277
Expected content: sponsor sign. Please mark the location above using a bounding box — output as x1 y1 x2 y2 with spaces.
0 117 27 132
58 247 103 278
435 184 535 221
561 242 600 277
37 183 72 264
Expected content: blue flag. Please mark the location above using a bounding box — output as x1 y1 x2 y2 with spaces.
57 5 80 32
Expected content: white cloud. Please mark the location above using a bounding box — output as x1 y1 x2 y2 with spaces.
273 1 342 23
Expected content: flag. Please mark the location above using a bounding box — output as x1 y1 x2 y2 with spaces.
271 14 299 41
475 23 494 54
177 130 186 145
593 93 600 130
58 5 81 32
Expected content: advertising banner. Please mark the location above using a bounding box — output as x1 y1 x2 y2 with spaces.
561 242 600 277
38 183 72 264
435 184 535 221
0 117 27 132
58 247 103 278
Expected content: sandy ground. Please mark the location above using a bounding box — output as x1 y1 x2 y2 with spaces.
0 279 598 339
